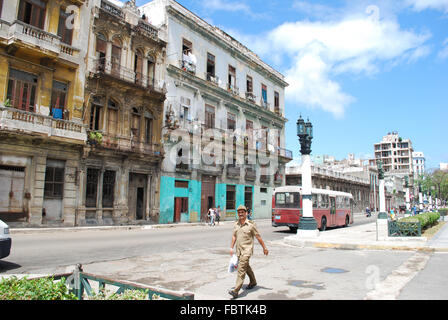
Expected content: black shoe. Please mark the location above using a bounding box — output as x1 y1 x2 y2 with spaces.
228 290 238 299
247 283 257 290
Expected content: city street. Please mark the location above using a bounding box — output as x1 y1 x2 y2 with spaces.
1 214 448 300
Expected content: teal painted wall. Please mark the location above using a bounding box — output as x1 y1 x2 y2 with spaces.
159 176 201 224
216 183 253 221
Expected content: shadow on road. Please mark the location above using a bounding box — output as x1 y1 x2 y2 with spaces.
0 260 22 273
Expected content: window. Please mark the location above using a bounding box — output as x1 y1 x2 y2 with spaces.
89 97 103 131
58 8 73 45
275 192 300 209
96 33 107 70
228 65 236 90
147 56 155 86
246 75 253 93
6 69 38 112
260 187 267 193
102 170 115 208
182 38 192 55
50 81 68 119
131 107 141 139
274 91 280 114
134 49 144 85
312 194 318 208
205 104 215 129
227 112 236 131
206 53 215 79
107 99 118 135
145 111 153 144
44 160 65 199
18 0 46 30
111 38 122 77
0 0 3 18
261 84 267 106
226 185 236 210
86 168 99 208
246 120 253 148
175 180 189 188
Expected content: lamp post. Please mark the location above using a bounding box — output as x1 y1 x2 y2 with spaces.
377 160 387 219
295 116 319 238
404 175 411 216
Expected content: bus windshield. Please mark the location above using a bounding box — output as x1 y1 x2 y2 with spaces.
275 192 300 208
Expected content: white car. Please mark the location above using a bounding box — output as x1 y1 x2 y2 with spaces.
0 219 11 259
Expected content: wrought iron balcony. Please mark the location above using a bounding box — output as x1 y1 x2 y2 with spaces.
227 83 239 96
100 0 124 19
92 58 165 94
0 106 87 144
206 73 220 85
227 164 241 178
135 20 159 41
180 59 196 74
245 92 256 103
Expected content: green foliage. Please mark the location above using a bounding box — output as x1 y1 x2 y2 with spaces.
88 289 152 300
401 212 440 229
88 131 103 144
0 276 77 300
4 99 12 108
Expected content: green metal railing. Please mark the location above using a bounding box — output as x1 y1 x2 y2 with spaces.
388 220 421 237
30 264 194 300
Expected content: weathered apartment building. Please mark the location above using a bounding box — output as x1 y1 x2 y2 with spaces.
0 0 166 226
140 0 292 222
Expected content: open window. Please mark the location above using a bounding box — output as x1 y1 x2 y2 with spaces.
107 99 118 135
89 96 103 131
50 81 68 119
18 0 46 30
6 68 38 112
58 8 73 45
206 53 215 81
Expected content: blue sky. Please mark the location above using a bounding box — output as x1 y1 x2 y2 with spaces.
128 0 448 169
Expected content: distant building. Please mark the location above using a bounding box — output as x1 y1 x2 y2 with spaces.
440 163 448 171
412 152 425 178
374 131 414 178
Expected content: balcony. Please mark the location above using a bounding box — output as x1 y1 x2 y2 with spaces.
274 172 283 184
206 73 220 85
260 175 270 184
92 58 165 94
5 20 81 64
245 166 256 181
246 92 256 103
0 106 87 144
227 83 239 96
7 20 60 55
135 20 159 41
277 147 293 161
100 0 125 19
180 59 196 74
226 164 241 178
261 99 270 109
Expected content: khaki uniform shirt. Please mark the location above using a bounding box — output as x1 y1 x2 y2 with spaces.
233 219 260 257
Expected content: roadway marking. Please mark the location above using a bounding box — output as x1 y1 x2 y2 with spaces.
364 251 431 300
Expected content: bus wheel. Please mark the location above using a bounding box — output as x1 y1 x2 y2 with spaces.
319 217 327 231
345 216 350 227
289 227 298 232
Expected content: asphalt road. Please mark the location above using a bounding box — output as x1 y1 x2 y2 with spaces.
1 213 448 300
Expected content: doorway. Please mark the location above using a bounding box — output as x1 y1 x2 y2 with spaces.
174 197 188 223
201 175 216 222
136 187 144 220
128 173 147 221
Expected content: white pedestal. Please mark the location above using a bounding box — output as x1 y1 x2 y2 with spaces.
295 229 320 239
376 218 388 241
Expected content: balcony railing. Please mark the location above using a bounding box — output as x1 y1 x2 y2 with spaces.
206 73 220 85
100 0 124 19
245 166 256 181
93 58 165 93
227 83 239 96
261 99 270 109
180 59 196 74
0 106 87 143
8 20 60 54
277 147 293 160
246 92 256 103
136 20 158 41
226 164 240 178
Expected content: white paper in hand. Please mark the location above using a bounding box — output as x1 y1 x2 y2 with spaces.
228 254 239 273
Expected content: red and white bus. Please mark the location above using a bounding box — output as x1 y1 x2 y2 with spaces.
272 186 354 231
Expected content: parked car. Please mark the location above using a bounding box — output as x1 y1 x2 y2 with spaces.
0 219 11 259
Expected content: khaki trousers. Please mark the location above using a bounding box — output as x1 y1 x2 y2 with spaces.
234 255 256 293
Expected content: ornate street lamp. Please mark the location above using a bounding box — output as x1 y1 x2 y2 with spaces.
377 160 387 219
295 116 318 238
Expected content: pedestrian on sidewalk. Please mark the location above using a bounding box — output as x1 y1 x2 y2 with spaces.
366 207 371 217
228 205 269 299
216 206 221 225
208 207 216 226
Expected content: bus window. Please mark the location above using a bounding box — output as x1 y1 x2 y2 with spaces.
275 192 300 208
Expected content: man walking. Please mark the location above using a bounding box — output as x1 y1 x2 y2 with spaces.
228 205 268 299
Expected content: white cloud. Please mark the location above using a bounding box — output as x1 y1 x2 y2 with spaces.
406 0 448 13
242 10 431 118
201 0 265 19
438 38 448 59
